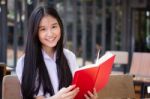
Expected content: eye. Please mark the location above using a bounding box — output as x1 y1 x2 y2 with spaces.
39 28 46 31
52 25 57 29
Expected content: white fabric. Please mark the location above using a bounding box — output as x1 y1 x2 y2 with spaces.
148 86 150 94
16 48 78 97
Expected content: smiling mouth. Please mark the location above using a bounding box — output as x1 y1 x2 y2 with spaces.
46 37 56 42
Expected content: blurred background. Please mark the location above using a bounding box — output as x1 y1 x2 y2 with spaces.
0 0 150 70
0 0 150 98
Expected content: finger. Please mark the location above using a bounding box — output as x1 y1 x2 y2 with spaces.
71 87 80 98
93 88 98 98
67 85 76 91
62 87 79 98
84 94 90 99
87 91 94 98
61 85 76 93
93 88 97 95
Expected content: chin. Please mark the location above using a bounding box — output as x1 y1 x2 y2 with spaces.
47 43 57 48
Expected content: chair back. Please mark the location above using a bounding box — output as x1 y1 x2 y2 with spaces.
2 75 22 99
130 52 150 77
106 51 128 64
106 51 129 74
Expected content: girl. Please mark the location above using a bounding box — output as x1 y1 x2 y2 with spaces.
16 5 98 99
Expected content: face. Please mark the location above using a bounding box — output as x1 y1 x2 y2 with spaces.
38 15 61 51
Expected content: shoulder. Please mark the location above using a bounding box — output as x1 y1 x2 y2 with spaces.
16 55 25 71
63 48 76 58
63 48 79 74
15 55 25 82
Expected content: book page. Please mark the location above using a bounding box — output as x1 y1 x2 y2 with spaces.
75 64 96 71
96 52 113 65
76 52 114 71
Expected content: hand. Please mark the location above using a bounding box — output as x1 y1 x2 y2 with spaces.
84 88 98 99
51 85 79 99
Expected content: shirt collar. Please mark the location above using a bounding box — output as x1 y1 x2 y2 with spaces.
42 49 57 61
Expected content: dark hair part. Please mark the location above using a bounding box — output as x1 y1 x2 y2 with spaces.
21 5 72 99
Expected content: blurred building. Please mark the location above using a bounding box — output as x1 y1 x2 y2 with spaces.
0 0 150 72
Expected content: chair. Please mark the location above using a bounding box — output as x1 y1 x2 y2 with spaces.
0 63 13 76
0 64 7 83
130 52 150 77
98 74 135 98
0 63 13 98
3 75 135 99
2 75 22 99
106 51 129 73
129 52 150 98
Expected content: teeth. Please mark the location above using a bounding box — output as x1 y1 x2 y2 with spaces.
48 38 55 41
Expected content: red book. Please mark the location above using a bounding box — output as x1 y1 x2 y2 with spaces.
72 52 115 99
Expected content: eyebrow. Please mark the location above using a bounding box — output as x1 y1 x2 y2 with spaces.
39 23 58 28
52 23 58 26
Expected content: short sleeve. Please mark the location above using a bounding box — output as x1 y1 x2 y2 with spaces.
15 55 25 83
63 49 79 75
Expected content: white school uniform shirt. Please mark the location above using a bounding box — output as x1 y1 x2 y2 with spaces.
16 48 78 97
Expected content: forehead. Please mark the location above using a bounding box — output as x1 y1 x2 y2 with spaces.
39 15 58 26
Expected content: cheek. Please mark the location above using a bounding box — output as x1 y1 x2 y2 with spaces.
38 33 44 41
58 28 61 36
58 32 61 39
56 29 61 39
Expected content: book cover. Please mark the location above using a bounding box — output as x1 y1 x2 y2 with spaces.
72 52 115 99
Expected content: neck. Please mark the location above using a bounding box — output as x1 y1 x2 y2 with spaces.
42 46 55 58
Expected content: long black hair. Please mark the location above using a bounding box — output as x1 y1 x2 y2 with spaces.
21 5 72 99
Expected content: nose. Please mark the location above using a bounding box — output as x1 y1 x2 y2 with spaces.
46 29 53 37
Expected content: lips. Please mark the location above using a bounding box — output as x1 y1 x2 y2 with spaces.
46 37 56 42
